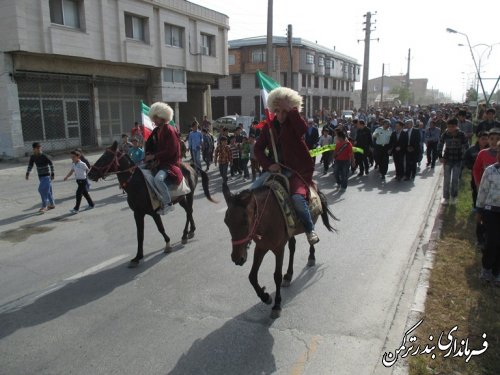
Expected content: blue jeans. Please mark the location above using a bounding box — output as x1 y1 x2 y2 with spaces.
443 161 461 199
190 148 202 170
251 171 315 233
219 164 229 184
335 160 350 189
154 170 172 206
38 176 54 207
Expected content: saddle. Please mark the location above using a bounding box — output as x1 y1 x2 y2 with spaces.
139 167 191 211
262 173 322 237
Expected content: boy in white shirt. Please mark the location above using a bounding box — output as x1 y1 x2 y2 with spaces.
64 150 94 214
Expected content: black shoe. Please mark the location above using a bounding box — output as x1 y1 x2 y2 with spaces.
404 177 410 181
357 172 363 177
381 175 385 180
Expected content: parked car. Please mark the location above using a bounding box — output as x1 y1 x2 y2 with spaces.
213 115 254 134
341 110 354 120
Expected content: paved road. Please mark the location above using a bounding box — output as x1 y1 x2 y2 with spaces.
0 152 441 375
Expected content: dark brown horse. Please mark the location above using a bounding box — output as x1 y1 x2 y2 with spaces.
222 182 335 318
88 141 215 267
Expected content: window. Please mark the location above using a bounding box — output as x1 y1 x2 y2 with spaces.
252 49 266 63
324 78 329 89
201 33 215 56
302 74 307 88
306 53 314 64
163 68 185 84
314 76 319 88
318 56 324 67
165 23 184 47
125 13 146 41
332 60 335 69
357 67 360 75
307 75 312 87
232 75 241 89
49 0 81 28
333 80 337 90
325 59 332 69
228 54 235 65
212 77 219 90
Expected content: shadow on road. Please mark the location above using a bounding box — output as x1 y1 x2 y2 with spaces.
168 260 324 375
0 250 165 340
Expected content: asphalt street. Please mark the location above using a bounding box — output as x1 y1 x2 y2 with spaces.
0 151 442 375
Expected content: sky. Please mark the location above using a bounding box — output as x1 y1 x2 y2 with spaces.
191 0 500 102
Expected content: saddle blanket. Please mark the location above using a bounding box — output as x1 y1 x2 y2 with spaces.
139 168 191 211
263 174 322 237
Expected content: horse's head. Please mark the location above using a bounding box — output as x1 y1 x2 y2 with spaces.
88 141 132 181
223 183 255 266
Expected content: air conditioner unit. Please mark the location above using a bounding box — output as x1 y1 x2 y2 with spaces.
201 46 209 56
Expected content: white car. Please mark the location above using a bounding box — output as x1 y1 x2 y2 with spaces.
341 110 354 120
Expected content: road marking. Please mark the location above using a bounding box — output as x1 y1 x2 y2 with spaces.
0 254 128 314
64 254 129 281
290 335 320 375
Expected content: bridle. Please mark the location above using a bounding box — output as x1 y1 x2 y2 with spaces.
231 188 272 246
90 148 134 180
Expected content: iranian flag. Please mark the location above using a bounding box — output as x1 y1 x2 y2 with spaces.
141 101 155 140
256 70 280 128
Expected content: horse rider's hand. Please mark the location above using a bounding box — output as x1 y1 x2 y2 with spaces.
144 154 155 162
269 163 281 173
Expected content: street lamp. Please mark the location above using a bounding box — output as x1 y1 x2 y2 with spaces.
446 27 488 105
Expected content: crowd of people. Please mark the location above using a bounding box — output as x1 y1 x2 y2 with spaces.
24 99 499 282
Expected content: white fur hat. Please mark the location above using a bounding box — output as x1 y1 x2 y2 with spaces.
149 102 174 122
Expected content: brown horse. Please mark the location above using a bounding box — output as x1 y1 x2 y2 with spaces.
88 141 215 267
222 182 335 318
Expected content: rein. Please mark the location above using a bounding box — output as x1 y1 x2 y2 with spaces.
231 185 273 246
90 149 134 179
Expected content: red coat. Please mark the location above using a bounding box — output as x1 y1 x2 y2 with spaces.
254 109 314 197
146 124 183 185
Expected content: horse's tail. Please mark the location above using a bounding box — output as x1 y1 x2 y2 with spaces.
198 167 217 203
318 190 338 232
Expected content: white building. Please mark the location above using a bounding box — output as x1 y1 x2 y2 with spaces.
0 0 229 157
211 36 360 120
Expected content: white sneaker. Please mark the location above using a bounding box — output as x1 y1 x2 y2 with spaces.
69 208 79 214
441 198 449 205
159 204 174 215
306 231 320 245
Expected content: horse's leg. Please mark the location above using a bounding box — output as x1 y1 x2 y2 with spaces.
249 246 272 305
270 247 285 319
308 245 316 267
129 210 145 267
282 236 296 287
151 212 171 253
178 198 190 244
186 192 196 239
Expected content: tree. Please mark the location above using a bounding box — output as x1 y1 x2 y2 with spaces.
390 87 411 105
466 87 478 102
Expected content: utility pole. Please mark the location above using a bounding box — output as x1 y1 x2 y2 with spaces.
266 0 273 76
406 48 411 105
287 24 293 89
380 63 385 106
359 12 378 111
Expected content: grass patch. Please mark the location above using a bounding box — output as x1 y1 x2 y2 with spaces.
409 169 500 375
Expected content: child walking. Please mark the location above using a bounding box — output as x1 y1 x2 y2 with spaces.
214 136 232 184
333 130 354 191
64 150 94 213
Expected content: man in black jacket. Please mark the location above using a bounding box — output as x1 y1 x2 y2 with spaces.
404 119 421 181
304 118 320 163
354 119 373 176
389 121 408 181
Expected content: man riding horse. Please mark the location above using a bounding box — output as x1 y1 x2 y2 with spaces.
252 87 319 246
144 102 183 215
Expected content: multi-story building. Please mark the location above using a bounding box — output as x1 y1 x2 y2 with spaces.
211 36 361 120
0 0 228 158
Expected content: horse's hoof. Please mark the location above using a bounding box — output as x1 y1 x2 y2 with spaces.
164 242 172 253
181 238 188 245
282 279 291 288
270 308 281 319
128 260 141 268
263 293 272 305
307 258 316 267
187 232 195 239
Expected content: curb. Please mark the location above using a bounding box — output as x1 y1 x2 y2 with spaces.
391 171 444 375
